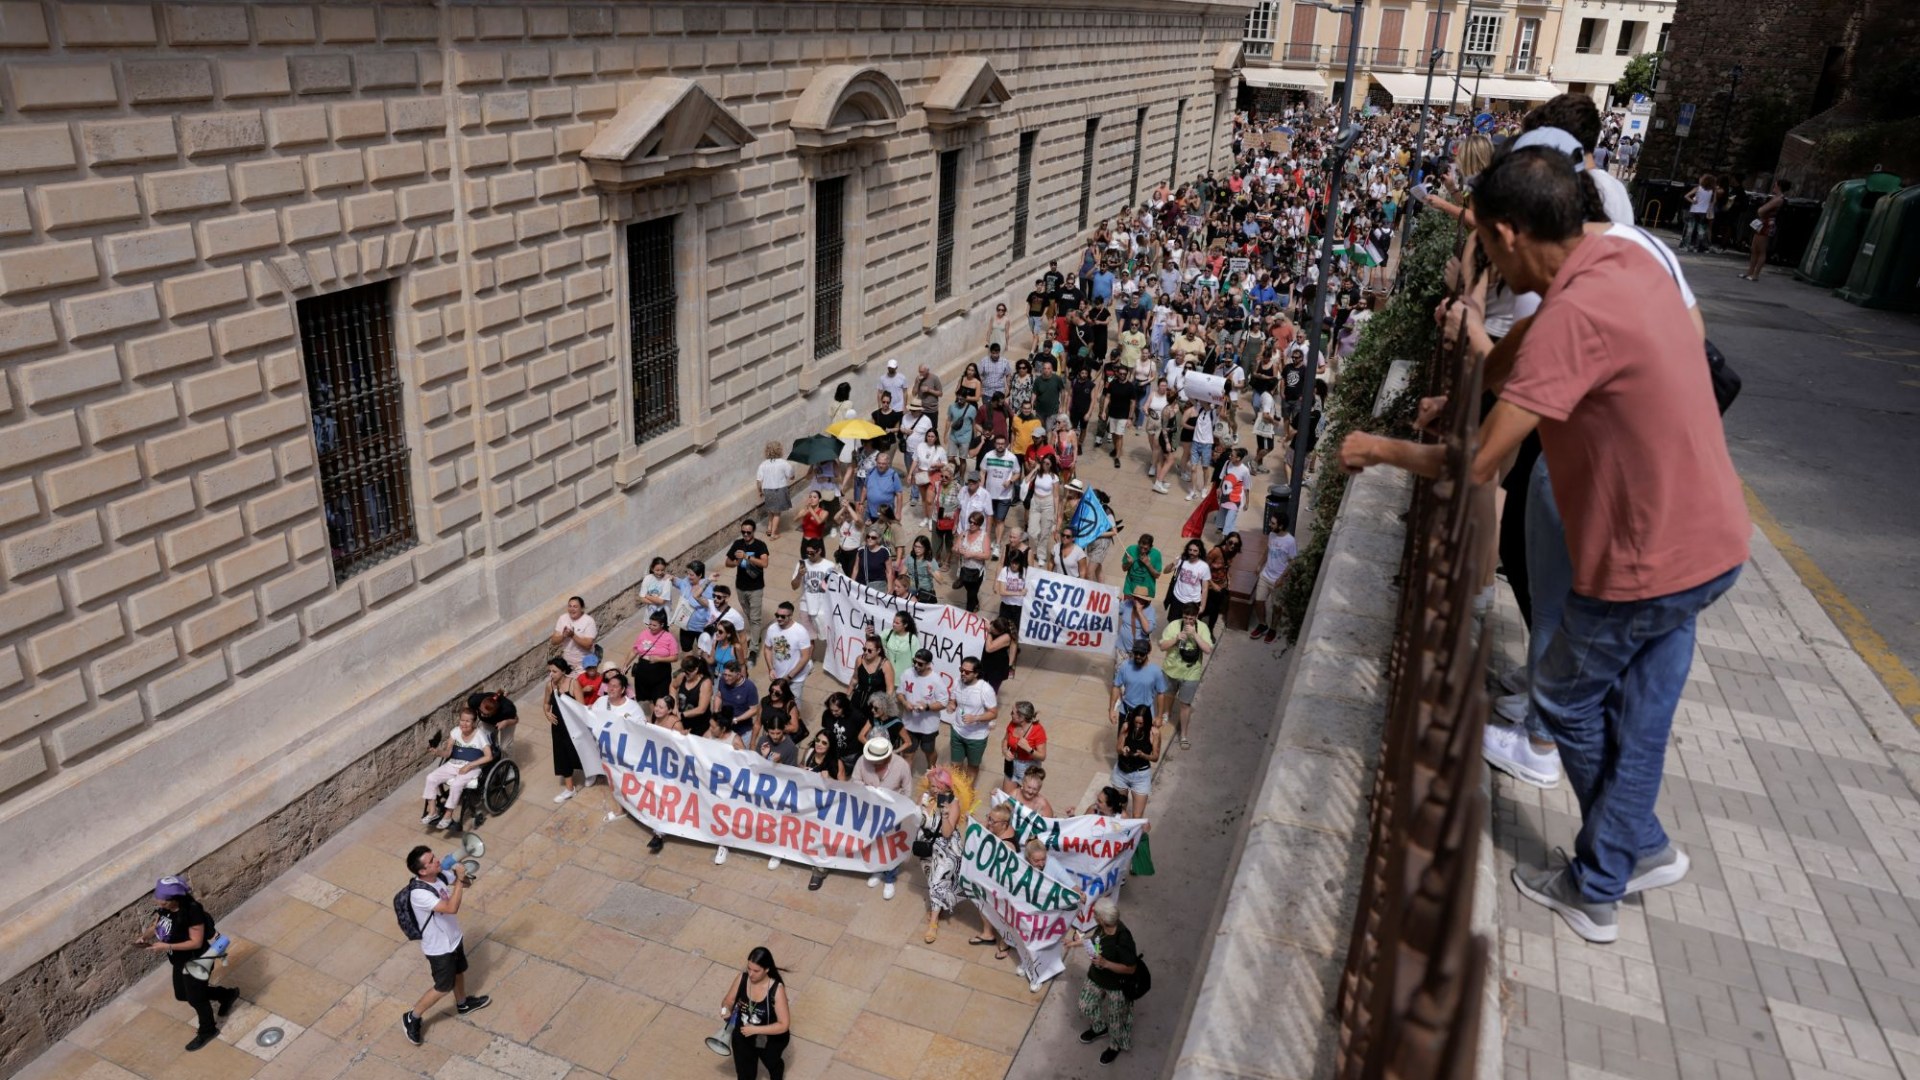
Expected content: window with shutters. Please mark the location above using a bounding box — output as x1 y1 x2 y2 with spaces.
1374 8 1406 67
1128 107 1147 208
813 178 845 357
297 281 416 582
1425 9 1451 55
934 149 960 300
1077 118 1098 230
1286 2 1318 62
626 217 680 444
1012 131 1036 260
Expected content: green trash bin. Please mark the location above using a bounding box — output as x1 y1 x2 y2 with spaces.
1836 183 1920 312
1797 173 1903 287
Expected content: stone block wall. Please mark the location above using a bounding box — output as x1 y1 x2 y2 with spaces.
1639 0 1866 182
0 0 1245 1066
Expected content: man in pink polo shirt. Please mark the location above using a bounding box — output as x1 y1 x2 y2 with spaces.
1341 147 1748 944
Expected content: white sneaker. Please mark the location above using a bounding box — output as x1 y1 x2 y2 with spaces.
867 874 881 888
991 545 1001 559
421 813 436 825
1491 691 1528 724
433 817 453 830
714 847 729 865
1185 490 1200 501
883 883 896 900
1152 482 1169 494
1482 723 1562 788
768 856 782 870
553 789 575 803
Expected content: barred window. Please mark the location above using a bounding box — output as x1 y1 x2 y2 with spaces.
1128 107 1147 209
1169 100 1185 186
1077 118 1099 230
934 149 960 301
1012 131 1036 260
814 177 846 357
296 282 416 582
626 217 680 444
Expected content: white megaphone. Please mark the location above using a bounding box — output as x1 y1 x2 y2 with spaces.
704 1008 737 1056
457 832 485 880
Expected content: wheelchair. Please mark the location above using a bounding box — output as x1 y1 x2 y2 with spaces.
429 721 523 831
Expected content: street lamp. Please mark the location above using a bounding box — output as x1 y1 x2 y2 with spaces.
1396 42 1448 291
1713 63 1743 169
1289 0 1366 532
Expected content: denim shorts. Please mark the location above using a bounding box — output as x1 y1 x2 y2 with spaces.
1005 757 1034 781
1190 441 1212 466
1111 764 1152 795
991 498 1013 521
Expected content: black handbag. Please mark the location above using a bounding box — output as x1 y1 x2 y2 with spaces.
1705 339 1740 414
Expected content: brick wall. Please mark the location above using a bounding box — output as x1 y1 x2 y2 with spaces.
0 0 1245 1060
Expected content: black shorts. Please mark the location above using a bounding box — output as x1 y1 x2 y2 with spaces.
905 728 939 755
428 942 469 992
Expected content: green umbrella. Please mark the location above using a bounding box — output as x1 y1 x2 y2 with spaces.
788 434 843 465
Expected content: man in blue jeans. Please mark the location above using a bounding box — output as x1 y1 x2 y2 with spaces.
1339 145 1749 944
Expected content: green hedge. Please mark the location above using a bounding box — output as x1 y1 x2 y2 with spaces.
1273 210 1461 642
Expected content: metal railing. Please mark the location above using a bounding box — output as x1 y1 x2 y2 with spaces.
1335 256 1492 1080
1373 47 1408 68
1507 54 1539 74
1283 41 1322 63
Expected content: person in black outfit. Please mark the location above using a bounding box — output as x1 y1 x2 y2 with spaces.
468 689 519 750
137 876 237 1052
716 946 791 1079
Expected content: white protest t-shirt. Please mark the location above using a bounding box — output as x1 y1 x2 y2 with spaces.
410 873 462 956
950 679 999 741
763 621 813 679
980 451 1019 501
899 668 948 735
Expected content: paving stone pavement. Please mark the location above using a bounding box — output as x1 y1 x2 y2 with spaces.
1489 534 1920 1080
16 385 1285 1080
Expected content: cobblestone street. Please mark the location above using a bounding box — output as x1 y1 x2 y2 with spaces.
16 415 1281 1080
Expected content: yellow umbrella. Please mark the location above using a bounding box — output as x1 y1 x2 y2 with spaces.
827 417 887 441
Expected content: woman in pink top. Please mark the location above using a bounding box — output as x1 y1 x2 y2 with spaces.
625 609 679 705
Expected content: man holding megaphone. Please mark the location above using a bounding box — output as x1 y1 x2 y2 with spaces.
399 844 491 1046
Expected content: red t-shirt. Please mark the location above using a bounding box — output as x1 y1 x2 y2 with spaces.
1005 721 1048 764
1500 234 1748 602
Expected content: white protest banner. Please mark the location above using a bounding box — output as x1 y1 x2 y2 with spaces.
558 696 920 871
1018 569 1121 653
992 792 1146 931
1227 256 1250 278
956 819 1084 987
1182 370 1227 404
819 571 986 688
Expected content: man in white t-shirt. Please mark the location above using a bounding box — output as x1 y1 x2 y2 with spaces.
1218 448 1253 537
550 596 597 671
877 359 909 411
895 649 948 772
978 436 1020 555
947 657 999 787
761 602 814 705
401 844 488 1045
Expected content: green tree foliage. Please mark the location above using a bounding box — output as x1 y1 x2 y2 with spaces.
1613 53 1661 102
1272 209 1460 642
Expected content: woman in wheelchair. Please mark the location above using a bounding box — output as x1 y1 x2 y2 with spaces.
422 706 494 832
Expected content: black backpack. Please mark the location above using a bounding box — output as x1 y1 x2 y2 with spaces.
393 879 439 941
1125 953 1152 1001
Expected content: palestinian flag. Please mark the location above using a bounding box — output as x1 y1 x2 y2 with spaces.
1333 242 1382 269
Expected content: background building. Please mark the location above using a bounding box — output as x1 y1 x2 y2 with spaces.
0 0 1248 1066
1238 0 1673 114
1640 0 1915 193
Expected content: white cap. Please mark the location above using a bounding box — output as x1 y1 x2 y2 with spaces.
886 358 899 369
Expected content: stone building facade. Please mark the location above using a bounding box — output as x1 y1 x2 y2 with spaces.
0 0 1247 1065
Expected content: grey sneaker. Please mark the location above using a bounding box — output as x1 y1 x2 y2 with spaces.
1624 845 1690 895
1513 862 1618 943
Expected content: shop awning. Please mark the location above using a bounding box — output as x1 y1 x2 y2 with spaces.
1369 71 1452 106
1469 75 1562 102
1240 66 1329 94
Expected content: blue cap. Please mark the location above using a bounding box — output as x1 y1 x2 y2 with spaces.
155 876 191 899
581 653 601 667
